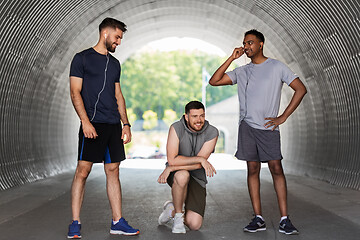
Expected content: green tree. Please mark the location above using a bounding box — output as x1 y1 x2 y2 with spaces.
126 108 137 125
121 51 180 119
163 109 178 126
121 50 238 120
142 110 158 130
193 52 238 107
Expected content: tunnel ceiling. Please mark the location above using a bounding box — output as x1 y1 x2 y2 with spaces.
0 0 359 190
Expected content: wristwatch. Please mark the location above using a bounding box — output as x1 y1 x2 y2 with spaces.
123 123 131 127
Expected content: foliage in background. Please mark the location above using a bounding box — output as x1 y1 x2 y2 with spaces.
142 110 158 130
121 50 237 119
163 109 178 126
126 108 137 125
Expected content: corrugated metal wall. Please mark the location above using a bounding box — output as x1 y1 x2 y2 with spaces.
0 0 359 190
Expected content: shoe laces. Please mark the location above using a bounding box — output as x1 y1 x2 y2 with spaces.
249 216 260 225
121 218 130 227
284 218 294 227
69 221 80 232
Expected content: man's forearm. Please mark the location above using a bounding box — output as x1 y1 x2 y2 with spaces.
167 163 202 172
117 95 130 124
71 91 90 123
168 155 206 167
281 86 307 120
209 56 233 86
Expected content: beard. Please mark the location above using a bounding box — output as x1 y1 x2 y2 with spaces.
105 39 116 53
188 121 204 131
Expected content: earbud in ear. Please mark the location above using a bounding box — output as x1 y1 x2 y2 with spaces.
104 33 107 38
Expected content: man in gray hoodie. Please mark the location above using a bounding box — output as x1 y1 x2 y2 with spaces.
157 101 218 233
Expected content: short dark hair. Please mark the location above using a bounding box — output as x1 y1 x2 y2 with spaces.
244 29 265 43
185 101 205 114
99 18 127 33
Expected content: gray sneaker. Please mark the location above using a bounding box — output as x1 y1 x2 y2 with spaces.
158 201 174 225
279 217 299 235
172 213 186 234
244 216 266 232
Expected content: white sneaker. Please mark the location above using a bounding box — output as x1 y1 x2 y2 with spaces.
158 201 174 225
172 213 186 234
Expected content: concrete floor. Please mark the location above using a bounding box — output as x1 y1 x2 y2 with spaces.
1 159 360 240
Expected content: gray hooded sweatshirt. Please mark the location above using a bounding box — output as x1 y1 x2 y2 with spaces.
170 115 219 188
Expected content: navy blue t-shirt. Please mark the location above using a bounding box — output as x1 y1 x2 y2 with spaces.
70 48 121 124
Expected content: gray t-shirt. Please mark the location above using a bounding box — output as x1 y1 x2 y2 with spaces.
171 116 219 188
226 58 298 130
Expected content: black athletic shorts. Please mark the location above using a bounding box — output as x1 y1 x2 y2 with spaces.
167 171 206 217
78 123 126 163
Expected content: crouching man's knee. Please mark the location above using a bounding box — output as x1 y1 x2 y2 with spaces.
173 170 190 188
185 210 203 231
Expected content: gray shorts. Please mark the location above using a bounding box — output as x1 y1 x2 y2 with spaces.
235 121 283 162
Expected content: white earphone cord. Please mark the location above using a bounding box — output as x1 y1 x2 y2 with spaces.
90 54 109 122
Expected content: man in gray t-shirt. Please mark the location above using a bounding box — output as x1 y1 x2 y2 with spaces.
157 101 218 234
209 29 307 235
226 58 298 130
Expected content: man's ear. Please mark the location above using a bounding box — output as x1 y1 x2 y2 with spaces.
184 114 188 122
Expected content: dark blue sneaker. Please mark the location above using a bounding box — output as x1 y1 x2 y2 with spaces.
67 220 81 239
110 218 140 235
279 217 299 235
244 216 266 232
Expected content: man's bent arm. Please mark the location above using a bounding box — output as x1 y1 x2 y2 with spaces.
166 126 218 177
158 133 218 183
70 76 97 139
167 126 216 166
264 78 307 130
209 48 244 86
157 163 202 184
164 137 217 176
281 78 307 119
167 163 202 172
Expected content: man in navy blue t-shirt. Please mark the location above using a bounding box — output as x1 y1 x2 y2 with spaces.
67 18 139 238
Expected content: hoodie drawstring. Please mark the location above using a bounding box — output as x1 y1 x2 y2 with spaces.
189 133 198 157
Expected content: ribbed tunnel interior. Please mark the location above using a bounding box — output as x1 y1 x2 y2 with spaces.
0 0 359 191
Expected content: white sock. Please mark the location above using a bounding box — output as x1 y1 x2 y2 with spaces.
174 213 183 218
256 215 264 221
113 220 119 224
280 216 288 222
